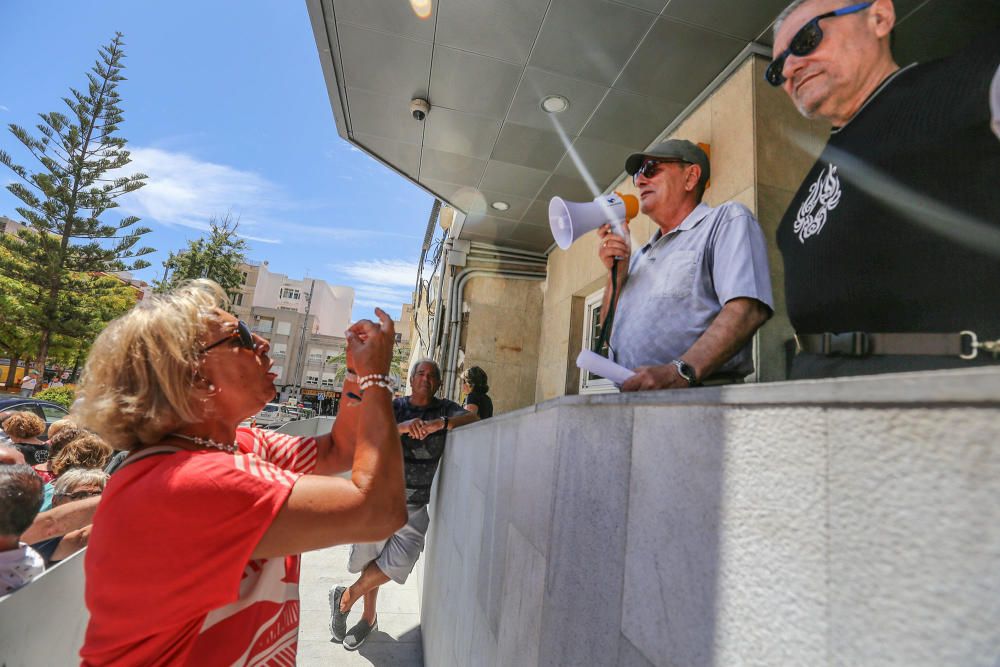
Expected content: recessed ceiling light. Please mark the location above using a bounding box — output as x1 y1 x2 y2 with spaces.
540 94 570 114
491 201 510 211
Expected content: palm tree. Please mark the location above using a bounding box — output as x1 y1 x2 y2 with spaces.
326 344 409 393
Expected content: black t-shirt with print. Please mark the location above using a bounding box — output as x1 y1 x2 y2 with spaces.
393 396 469 506
15 443 49 465
777 31 1000 337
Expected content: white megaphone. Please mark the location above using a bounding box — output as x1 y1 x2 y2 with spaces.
549 192 639 250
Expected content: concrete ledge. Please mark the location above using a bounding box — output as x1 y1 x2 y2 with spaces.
425 368 1000 666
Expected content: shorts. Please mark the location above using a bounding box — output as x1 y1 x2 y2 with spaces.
348 504 429 585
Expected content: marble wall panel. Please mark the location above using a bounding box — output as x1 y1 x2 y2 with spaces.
537 405 635 666
826 407 1000 667
496 524 547 667
624 405 727 667
477 423 517 634
508 408 561 557
712 407 829 666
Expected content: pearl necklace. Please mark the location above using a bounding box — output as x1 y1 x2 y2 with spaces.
167 432 238 454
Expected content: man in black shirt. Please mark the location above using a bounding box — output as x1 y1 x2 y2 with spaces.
769 0 1000 378
329 359 477 650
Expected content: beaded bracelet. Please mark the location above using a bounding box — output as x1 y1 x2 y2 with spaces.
359 378 394 393
357 373 390 385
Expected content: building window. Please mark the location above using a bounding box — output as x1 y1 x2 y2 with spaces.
275 321 291 336
305 373 320 386
308 348 324 363
271 343 286 358
240 271 248 285
229 292 243 306
321 373 336 388
256 318 274 334
279 287 300 300
580 289 616 395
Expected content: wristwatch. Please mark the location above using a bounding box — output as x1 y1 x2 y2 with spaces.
671 359 698 386
441 415 450 430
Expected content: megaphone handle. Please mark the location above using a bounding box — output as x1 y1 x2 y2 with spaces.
611 220 628 261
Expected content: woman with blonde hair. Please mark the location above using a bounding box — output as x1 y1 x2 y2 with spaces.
49 433 113 478
76 279 406 666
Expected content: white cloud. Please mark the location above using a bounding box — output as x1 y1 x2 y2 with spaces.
115 147 281 236
113 146 417 244
330 258 418 312
0 105 9 112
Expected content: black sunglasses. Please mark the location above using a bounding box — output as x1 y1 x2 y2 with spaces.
201 320 256 353
631 158 690 185
765 1 873 87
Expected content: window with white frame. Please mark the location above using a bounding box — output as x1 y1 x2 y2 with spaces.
256 318 273 334
580 289 616 394
275 321 291 336
305 372 320 386
271 343 287 358
279 287 300 300
308 347 324 363
321 372 337 388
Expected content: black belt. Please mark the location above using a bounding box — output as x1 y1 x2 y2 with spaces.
794 331 1000 359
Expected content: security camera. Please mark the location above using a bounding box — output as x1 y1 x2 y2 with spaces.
410 98 430 121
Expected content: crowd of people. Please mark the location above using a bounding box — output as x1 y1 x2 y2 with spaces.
0 412 113 596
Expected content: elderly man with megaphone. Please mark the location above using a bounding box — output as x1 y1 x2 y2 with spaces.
594 139 773 391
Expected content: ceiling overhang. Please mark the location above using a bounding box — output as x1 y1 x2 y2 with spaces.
307 0 1000 252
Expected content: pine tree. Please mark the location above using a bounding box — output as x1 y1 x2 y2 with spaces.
156 213 249 295
0 33 154 366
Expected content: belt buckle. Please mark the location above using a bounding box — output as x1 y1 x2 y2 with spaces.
822 332 870 357
961 330 1000 360
960 331 978 360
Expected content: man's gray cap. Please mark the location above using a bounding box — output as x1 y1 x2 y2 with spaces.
625 139 710 185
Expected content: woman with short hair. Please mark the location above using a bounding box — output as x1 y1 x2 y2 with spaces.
75 279 407 666
461 366 493 419
2 412 48 466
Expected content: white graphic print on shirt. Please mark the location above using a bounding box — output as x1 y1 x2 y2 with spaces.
794 164 842 243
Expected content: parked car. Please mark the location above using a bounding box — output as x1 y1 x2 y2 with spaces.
253 402 302 427
0 398 70 439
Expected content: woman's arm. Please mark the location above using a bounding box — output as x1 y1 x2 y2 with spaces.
252 310 407 558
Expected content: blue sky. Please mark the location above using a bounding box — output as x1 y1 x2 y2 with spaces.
0 1 433 320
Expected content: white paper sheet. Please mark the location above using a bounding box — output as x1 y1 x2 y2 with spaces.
576 349 635 385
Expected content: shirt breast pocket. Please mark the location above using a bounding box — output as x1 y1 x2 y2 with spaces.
655 250 698 299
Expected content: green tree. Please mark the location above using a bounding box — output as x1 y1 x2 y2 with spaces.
156 213 248 295
0 33 154 366
326 344 408 388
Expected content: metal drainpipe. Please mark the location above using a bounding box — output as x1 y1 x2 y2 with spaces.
441 267 546 400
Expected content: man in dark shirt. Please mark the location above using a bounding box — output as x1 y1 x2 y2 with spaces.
769 0 1000 378
329 359 477 650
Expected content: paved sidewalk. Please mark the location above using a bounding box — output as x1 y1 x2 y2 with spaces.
297 544 424 666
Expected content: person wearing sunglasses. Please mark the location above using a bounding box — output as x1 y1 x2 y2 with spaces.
771 0 1000 379
74 279 407 666
595 139 773 391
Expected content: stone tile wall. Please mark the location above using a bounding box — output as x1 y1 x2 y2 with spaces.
460 275 544 414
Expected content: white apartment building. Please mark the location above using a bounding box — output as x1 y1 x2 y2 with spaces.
234 262 354 336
